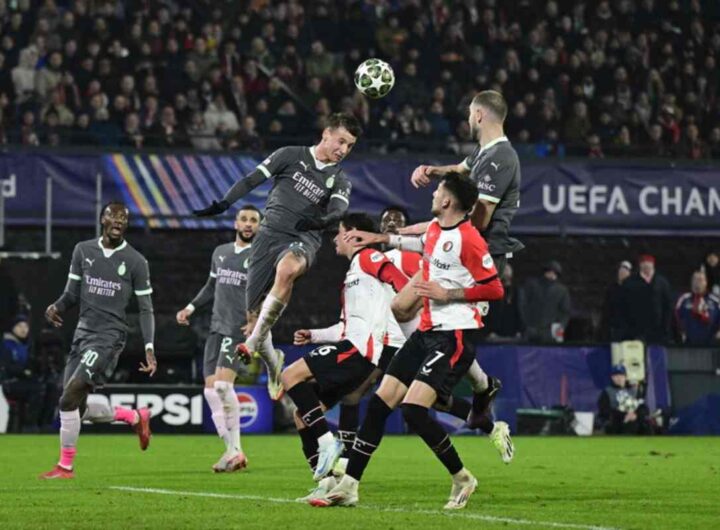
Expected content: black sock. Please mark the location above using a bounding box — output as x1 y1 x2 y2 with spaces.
338 403 359 455
475 415 495 434
402 403 463 475
346 395 393 481
287 382 329 438
446 397 472 422
298 426 319 471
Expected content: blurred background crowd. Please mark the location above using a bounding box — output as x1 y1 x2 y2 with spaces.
1 0 720 157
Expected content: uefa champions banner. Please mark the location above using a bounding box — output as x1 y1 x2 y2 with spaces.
2 151 719 235
80 384 273 434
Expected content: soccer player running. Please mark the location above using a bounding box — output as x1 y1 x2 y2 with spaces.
176 205 262 472
283 213 408 499
40 201 156 479
401 90 521 461
194 113 362 400
312 174 504 510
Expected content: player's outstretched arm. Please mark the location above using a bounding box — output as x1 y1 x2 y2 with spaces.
193 170 266 217
398 221 431 235
342 229 388 248
410 162 470 188
178 271 216 324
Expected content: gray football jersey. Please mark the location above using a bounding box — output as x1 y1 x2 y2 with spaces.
256 146 352 242
464 138 524 255
67 239 153 334
208 242 250 336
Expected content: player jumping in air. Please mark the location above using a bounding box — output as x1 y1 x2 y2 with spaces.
194 113 363 400
176 205 263 472
397 90 520 461
40 201 156 479
284 213 408 500
312 174 504 509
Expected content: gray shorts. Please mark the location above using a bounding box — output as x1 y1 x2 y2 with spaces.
203 331 246 379
246 227 321 311
63 329 126 389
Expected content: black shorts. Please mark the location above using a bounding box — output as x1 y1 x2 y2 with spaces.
385 329 479 402
305 340 375 409
378 345 399 373
203 332 246 379
63 329 126 389
246 227 321 311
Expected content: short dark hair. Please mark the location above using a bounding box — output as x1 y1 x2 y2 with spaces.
380 205 410 223
472 90 508 122
237 204 262 220
327 112 363 138
440 173 478 213
99 200 128 223
340 212 376 233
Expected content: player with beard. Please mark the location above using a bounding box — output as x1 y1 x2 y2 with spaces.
193 113 362 401
176 205 263 472
312 174 504 509
40 201 156 479
396 90 519 462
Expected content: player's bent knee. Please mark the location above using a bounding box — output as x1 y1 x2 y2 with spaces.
401 402 429 427
59 379 89 411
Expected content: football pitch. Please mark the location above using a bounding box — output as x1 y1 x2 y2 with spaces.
1 434 718 530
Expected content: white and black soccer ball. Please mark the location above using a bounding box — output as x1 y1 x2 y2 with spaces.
354 58 395 99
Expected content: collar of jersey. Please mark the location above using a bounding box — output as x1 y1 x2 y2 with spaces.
97 237 127 257
309 146 336 170
234 242 251 254
479 135 509 154
439 217 470 231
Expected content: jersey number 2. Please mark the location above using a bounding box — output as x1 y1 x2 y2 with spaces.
220 337 233 353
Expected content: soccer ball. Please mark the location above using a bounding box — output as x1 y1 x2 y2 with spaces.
354 58 395 99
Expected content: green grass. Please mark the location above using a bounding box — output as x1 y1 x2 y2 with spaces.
0 434 718 529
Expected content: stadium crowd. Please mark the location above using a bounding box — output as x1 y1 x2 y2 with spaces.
0 0 719 157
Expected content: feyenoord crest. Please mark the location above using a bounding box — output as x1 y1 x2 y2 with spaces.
118 261 126 276
325 176 335 188
442 241 453 252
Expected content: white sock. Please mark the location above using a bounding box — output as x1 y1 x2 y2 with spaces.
247 295 286 353
204 387 231 451
465 361 489 393
82 400 114 423
259 331 281 375
318 431 335 446
214 381 242 455
60 409 81 447
398 313 420 339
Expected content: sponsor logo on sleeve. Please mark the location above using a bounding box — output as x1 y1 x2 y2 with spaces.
370 251 384 263
482 253 494 269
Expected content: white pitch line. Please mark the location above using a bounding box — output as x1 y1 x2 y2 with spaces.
109 486 620 530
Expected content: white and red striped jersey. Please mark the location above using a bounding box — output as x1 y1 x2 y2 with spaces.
311 248 407 365
419 219 500 331
384 249 422 347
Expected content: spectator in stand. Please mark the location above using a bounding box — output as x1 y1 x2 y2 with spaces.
675 271 720 346
601 261 633 342
484 263 523 343
187 111 221 151
0 315 43 432
121 112 145 149
619 255 674 344
521 261 571 344
148 105 188 148
597 364 650 435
